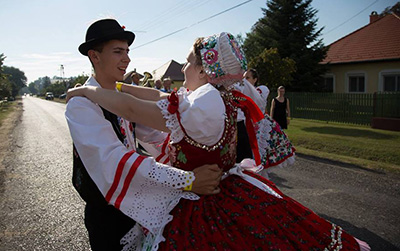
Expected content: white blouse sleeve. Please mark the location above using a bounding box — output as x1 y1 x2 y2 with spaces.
240 79 266 114
157 84 225 146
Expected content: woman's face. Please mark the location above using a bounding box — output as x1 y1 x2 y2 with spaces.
181 48 205 91
278 88 285 95
243 71 257 86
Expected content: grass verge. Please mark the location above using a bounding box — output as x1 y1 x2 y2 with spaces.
0 101 18 127
285 118 400 173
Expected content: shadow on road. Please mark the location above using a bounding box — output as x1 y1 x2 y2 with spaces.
302 126 398 140
321 214 400 251
267 172 292 189
296 153 387 174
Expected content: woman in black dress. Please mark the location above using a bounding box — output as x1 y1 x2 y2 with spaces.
270 86 290 129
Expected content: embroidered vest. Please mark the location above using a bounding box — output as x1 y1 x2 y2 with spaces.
169 91 238 172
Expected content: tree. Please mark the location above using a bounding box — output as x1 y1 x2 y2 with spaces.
249 48 296 90
380 1 400 16
28 82 38 95
243 0 328 91
68 74 89 89
46 82 66 97
3 66 27 98
0 53 12 99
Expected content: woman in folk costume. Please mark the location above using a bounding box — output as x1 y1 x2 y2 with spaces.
67 32 369 251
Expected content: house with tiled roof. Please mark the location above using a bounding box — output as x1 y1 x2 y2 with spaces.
320 12 400 93
151 60 184 89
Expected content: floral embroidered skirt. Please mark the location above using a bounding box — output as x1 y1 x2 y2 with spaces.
158 172 360 251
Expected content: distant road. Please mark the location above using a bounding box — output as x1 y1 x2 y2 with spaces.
0 96 399 250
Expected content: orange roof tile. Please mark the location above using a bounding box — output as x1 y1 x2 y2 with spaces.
321 13 400 64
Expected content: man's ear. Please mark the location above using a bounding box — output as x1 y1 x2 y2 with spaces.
88 50 100 63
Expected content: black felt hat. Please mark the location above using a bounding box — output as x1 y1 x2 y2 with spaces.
79 19 135 56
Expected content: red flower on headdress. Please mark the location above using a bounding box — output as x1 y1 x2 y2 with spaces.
167 91 179 114
121 25 126 29
203 49 218 64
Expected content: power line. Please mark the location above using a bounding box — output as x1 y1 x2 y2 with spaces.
132 0 254 50
140 0 214 32
324 0 380 35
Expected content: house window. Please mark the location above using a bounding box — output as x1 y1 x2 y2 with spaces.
319 76 334 92
383 74 400 92
348 75 365 92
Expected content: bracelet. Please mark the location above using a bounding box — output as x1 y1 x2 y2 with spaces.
183 172 193 191
183 183 193 191
116 82 123 92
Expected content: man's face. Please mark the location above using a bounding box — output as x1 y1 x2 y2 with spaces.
163 80 171 89
94 40 130 82
131 73 140 84
155 80 162 88
243 71 256 86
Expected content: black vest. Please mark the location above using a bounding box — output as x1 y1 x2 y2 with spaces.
72 107 129 206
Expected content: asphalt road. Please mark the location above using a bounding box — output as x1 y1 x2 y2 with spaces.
0 96 399 250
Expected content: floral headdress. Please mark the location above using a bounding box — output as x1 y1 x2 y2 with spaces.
199 32 247 88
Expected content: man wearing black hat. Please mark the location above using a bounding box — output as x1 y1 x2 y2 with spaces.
65 19 222 250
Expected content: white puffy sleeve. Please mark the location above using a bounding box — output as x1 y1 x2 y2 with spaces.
157 84 225 146
233 79 266 114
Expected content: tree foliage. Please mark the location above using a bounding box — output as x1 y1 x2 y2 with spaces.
3 66 27 97
249 48 296 90
243 0 328 92
0 53 28 99
380 1 400 16
0 54 11 99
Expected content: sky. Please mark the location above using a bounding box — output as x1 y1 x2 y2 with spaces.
0 0 397 84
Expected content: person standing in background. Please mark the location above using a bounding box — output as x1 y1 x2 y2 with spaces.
270 85 290 129
153 79 162 90
160 77 172 93
123 70 143 86
243 68 269 113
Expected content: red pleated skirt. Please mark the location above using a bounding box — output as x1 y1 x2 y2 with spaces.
158 172 360 251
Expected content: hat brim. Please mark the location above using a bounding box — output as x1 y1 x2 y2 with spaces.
79 31 135 56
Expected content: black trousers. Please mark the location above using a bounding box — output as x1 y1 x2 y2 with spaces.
84 203 135 251
236 121 253 163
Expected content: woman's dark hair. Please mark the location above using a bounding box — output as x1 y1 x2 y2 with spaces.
248 68 259 85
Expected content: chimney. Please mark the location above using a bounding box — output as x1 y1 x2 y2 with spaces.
370 11 379 23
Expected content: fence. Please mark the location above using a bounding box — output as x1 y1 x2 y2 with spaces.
265 92 400 126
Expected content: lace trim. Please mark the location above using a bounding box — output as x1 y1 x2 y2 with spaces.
157 99 183 144
120 160 199 250
121 190 198 251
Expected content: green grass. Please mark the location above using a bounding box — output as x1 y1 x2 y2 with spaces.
285 118 400 172
0 101 17 127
